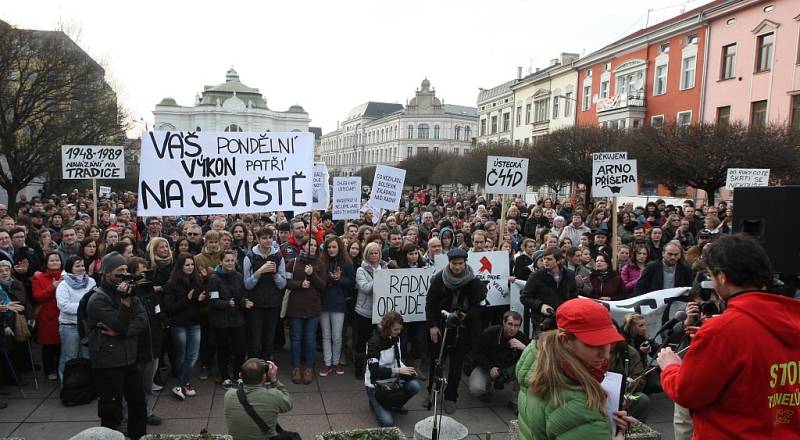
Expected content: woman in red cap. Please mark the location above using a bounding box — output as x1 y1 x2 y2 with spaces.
515 298 637 440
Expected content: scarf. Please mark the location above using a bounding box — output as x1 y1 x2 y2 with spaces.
155 255 173 266
63 271 89 290
559 357 609 383
0 277 12 289
442 263 475 290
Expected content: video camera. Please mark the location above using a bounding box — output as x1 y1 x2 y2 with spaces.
120 269 153 285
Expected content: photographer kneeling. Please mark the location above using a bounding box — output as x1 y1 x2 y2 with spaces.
365 311 420 427
466 311 528 411
86 252 149 440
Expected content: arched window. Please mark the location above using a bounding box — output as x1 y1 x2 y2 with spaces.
418 124 429 139
407 124 414 139
158 123 176 131
464 126 471 140
434 125 440 139
224 124 243 132
454 126 461 140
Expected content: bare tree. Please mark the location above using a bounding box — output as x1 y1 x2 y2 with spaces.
0 21 125 210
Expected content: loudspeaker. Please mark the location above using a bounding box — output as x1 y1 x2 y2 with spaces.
733 186 800 275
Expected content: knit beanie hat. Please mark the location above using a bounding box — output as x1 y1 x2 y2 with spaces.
101 251 127 274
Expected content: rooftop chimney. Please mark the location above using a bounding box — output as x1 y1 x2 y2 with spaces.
517 67 522 79
550 58 559 66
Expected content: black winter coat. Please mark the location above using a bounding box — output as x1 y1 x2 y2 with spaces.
163 277 205 327
207 269 246 328
522 267 578 319
425 270 486 342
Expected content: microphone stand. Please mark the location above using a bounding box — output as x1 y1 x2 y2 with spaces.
627 346 690 386
429 324 453 440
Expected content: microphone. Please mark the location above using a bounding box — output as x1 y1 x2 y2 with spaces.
654 310 688 337
441 310 458 320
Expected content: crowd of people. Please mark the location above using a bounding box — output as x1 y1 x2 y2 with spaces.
0 186 794 440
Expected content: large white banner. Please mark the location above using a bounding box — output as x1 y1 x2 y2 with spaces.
332 177 361 220
137 131 314 216
312 162 330 211
62 145 125 179
435 251 511 306
725 168 769 189
486 155 529 195
592 158 638 197
372 267 435 324
369 165 406 212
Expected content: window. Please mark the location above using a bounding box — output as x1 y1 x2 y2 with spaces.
677 111 692 127
534 99 549 122
480 119 486 136
564 92 573 116
433 146 439 155
586 69 593 77
717 106 731 126
502 112 510 132
756 32 774 72
751 100 768 127
224 124 243 132
687 34 698 45
464 126 471 139
418 124 429 139
660 42 670 53
491 115 498 134
417 147 428 155
681 55 696 89
651 115 665 127
792 96 800 130
552 97 560 119
525 103 532 123
434 125 440 139
721 44 737 79
654 64 668 95
582 85 591 111
516 106 522 126
407 124 413 139
619 119 626 129
600 80 609 98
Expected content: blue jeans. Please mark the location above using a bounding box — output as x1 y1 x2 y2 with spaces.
59 323 88 383
172 325 201 387
288 317 319 369
366 379 421 427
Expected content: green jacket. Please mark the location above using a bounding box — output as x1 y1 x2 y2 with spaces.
224 381 292 440
515 341 613 440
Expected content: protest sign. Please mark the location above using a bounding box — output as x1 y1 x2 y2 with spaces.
485 156 528 195
591 152 627 162
332 176 361 220
312 162 330 210
372 267 436 324
592 158 638 197
524 192 538 207
137 131 314 216
726 168 770 189
369 165 405 212
98 186 111 198
435 251 510 306
62 145 125 179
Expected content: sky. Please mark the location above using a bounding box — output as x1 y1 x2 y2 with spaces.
1 0 714 136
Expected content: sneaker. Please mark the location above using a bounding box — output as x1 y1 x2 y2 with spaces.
199 367 209 381
152 383 164 391
443 399 457 414
222 379 235 390
146 414 162 426
47 373 58 381
171 386 185 401
183 383 197 397
291 368 302 384
319 366 332 377
334 364 345 375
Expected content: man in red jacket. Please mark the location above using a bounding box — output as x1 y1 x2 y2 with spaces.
657 234 800 439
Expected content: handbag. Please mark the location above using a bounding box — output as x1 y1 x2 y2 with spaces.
280 259 298 319
374 342 408 409
13 313 30 342
236 383 301 440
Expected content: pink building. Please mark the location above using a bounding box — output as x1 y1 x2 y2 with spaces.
702 0 800 128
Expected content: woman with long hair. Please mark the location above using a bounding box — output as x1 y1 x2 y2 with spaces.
516 298 636 439
646 227 665 262
588 253 627 301
229 222 250 269
354 242 388 378
318 236 354 377
622 313 652 365
32 251 63 380
56 255 97 382
621 245 649 296
163 252 206 400
100 228 119 256
79 238 102 282
285 236 325 384
147 237 174 291
207 249 248 389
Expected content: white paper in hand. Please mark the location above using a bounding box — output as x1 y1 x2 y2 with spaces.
601 372 624 435
209 291 220 300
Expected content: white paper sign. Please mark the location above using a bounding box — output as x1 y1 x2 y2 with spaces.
311 162 330 211
485 156 529 195
332 177 362 220
372 267 436 324
726 168 770 189
592 152 627 162
62 145 125 179
434 251 511 306
369 165 406 212
137 131 314 216
524 192 538 207
602 372 625 435
592 159 638 197
98 186 111 198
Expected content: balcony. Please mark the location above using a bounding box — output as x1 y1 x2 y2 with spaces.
595 94 646 113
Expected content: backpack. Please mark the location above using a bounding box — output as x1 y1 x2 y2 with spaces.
60 357 95 406
77 287 100 342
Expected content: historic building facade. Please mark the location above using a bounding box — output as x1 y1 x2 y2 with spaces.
476 80 515 146
153 67 312 133
320 79 478 175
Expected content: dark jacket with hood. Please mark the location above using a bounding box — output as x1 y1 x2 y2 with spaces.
425 266 486 343
207 266 247 328
163 275 205 327
522 267 578 319
86 281 149 369
320 257 354 314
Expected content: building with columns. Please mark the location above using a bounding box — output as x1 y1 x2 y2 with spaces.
153 67 312 133
320 79 478 175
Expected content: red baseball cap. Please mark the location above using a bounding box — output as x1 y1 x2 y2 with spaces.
556 298 623 346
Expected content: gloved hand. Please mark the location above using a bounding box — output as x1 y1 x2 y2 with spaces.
4 327 14 337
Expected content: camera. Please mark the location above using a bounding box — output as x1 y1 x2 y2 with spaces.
121 270 153 284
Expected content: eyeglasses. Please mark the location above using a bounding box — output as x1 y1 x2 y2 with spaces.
187 232 200 236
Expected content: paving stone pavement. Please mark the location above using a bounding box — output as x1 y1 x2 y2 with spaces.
0 350 676 439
